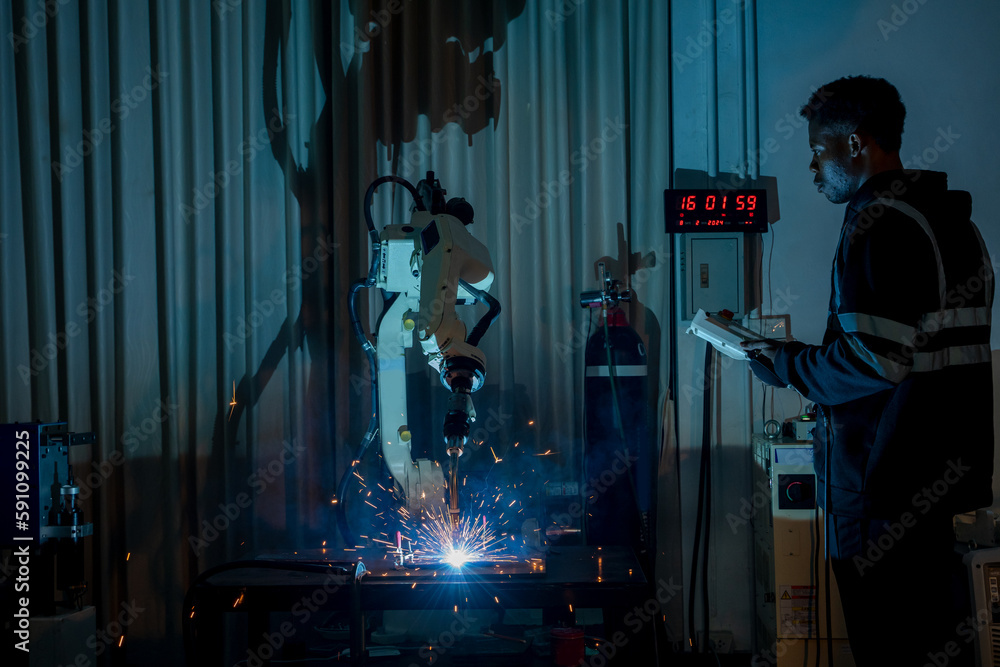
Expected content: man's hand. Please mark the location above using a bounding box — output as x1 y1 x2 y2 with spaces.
742 338 789 387
741 339 780 361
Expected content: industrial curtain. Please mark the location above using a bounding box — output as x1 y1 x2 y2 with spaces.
0 0 679 661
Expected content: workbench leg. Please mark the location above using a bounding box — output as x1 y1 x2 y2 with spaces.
350 610 366 666
191 606 224 666
602 606 658 663
248 610 270 666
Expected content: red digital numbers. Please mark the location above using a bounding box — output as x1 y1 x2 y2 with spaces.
679 193 758 212
673 191 761 229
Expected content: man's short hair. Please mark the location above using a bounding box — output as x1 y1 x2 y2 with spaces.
800 76 906 153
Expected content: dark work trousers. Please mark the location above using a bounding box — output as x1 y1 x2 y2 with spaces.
829 513 974 667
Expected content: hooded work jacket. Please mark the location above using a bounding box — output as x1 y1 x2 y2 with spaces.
771 170 994 519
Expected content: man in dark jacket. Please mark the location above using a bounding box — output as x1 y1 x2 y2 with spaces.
744 76 994 665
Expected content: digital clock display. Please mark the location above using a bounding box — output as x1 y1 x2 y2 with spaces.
664 189 768 233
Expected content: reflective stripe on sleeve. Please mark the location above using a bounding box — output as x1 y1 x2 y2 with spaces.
837 312 916 344
843 334 910 383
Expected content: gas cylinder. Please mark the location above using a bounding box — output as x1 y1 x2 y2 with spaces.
583 305 649 548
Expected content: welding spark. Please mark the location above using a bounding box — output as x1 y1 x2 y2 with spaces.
443 548 472 568
409 511 518 567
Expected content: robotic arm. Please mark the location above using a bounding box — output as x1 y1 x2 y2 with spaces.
371 173 498 532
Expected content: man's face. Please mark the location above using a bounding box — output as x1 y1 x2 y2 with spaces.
808 121 859 204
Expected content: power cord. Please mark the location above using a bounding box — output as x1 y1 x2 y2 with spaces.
688 343 714 655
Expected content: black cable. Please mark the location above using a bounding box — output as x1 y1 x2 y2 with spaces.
821 404 834 667
363 175 423 243
460 280 502 348
601 308 646 561
813 496 820 667
688 343 714 653
581 308 594 543
666 230 685 650
767 220 775 316
761 384 766 430
603 309 627 443
702 347 713 656
336 279 380 546
687 449 704 651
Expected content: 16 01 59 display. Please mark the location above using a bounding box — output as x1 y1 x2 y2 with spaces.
664 188 768 232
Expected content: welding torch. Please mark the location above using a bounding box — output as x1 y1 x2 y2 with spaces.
442 370 476 534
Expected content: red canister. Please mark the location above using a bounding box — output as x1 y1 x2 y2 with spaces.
551 627 584 665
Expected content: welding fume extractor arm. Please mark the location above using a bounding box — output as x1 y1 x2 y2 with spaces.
340 172 500 544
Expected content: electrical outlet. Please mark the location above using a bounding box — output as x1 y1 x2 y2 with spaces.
698 630 734 654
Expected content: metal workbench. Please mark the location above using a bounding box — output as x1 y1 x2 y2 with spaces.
184 545 656 665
